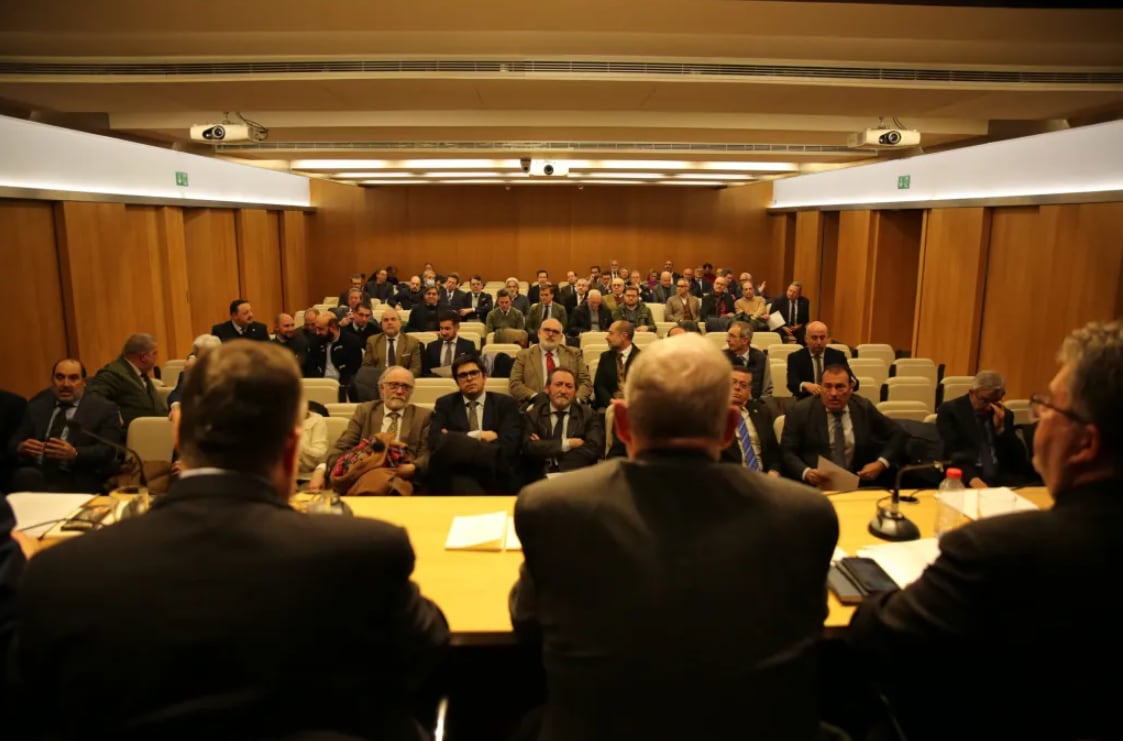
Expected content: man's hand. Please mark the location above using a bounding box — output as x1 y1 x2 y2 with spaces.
801 382 823 396
43 438 77 461
396 463 416 479
767 470 780 478
459 308 472 316
804 469 826 487
758 280 767 293
990 403 1007 434
17 439 44 459
567 438 585 448
307 469 326 491
968 476 989 489
479 430 499 443
782 326 794 336
858 460 887 481
10 529 38 560
170 460 185 478
528 433 540 442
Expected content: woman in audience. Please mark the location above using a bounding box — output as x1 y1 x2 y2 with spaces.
505 277 531 315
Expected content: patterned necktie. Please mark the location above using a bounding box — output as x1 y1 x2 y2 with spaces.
443 342 453 367
387 411 401 439
737 413 760 471
830 411 848 469
615 352 626 397
387 338 396 366
546 350 556 376
467 400 480 431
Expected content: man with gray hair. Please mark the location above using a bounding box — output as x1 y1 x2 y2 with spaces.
86 333 167 426
936 369 1036 488
168 333 222 410
769 281 811 345
849 322 1123 740
510 333 838 740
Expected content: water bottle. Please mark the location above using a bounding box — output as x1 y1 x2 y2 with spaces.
934 467 966 538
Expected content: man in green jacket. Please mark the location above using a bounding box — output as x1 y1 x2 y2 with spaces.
86 333 168 427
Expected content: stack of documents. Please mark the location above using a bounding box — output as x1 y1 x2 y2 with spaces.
445 512 521 552
856 538 941 588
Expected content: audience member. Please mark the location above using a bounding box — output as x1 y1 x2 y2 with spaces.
304 313 363 398
440 272 467 310
567 288 613 339
405 286 441 332
770 281 811 345
848 319 1123 740
460 274 493 321
394 275 424 310
364 268 396 304
734 281 769 329
485 289 529 345
87 333 168 425
211 298 269 342
681 266 704 298
520 367 605 481
509 319 592 404
301 308 320 343
0 390 28 492
700 276 736 331
527 269 550 305
362 308 422 379
786 321 857 399
333 287 367 323
342 304 380 344
606 259 621 280
723 321 773 399
664 277 701 323
556 271 578 309
505 277 531 316
167 333 222 409
423 312 478 377
612 286 655 332
10 341 449 738
937 370 1036 488
526 284 568 340
337 273 372 308
720 363 781 474
650 271 675 304
593 321 640 409
562 276 587 314
9 359 123 493
272 313 309 366
780 364 904 488
603 277 626 313
509 333 838 740
429 355 521 494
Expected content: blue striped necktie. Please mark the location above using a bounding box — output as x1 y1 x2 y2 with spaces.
737 413 760 471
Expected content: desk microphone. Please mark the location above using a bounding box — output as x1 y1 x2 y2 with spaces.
67 420 153 518
868 460 946 542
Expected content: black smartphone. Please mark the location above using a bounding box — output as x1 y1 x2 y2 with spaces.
827 565 865 605
60 504 112 532
838 557 899 595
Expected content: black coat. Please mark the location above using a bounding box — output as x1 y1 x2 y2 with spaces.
422 337 479 377
210 320 270 343
786 347 859 398
779 395 906 481
720 399 781 473
592 346 641 409
936 394 1035 486
302 330 364 387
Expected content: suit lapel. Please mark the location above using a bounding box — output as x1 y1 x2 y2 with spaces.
368 403 385 437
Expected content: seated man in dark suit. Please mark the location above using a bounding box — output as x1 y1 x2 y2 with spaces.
405 286 442 332
393 275 425 311
336 273 373 308
86 333 168 426
438 272 467 311
769 281 811 345
723 320 772 399
526 269 550 305
567 289 614 344
428 355 521 494
786 321 858 399
422 311 479 377
509 333 838 740
593 321 640 409
780 364 904 489
271 312 309 367
10 341 449 739
720 362 781 475
340 303 381 345
211 298 270 342
458 274 493 322
936 370 1036 488
699 276 737 332
520 367 605 483
9 359 123 493
364 268 397 304
303 313 364 399
848 320 1123 741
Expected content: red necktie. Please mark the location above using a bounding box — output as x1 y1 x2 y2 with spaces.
546 351 556 375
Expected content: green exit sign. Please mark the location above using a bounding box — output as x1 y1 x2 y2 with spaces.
175 171 189 187
897 175 911 190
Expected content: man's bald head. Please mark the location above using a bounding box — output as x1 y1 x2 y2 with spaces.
805 321 829 354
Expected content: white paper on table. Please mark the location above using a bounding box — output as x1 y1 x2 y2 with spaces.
8 492 94 537
816 455 860 492
767 311 786 330
936 487 1039 520
445 511 509 551
504 515 522 552
831 546 848 565
857 538 941 588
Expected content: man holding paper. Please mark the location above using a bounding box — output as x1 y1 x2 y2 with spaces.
780 364 904 489
510 333 838 740
848 320 1123 741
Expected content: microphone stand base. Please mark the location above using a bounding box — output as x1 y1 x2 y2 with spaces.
869 508 921 542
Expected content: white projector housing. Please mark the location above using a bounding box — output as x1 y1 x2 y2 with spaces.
848 128 921 150
189 123 266 143
528 159 569 177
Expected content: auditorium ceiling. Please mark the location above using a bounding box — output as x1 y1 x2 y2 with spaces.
1 0 1121 187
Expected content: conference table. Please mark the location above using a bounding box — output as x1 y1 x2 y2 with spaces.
309 487 1053 645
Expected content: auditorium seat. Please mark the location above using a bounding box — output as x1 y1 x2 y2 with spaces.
294 310 305 326
854 376 878 402
655 321 676 337
324 416 350 448
773 414 785 441
924 413 938 424
161 359 186 389
302 384 340 406
751 332 781 350
484 378 511 396
126 417 175 464
399 309 411 322
632 332 659 347
646 303 665 322
322 295 337 306
856 343 896 368
155 385 174 406
414 402 435 411
877 401 931 422
767 344 800 363
938 376 973 405
325 403 358 418
891 358 940 387
579 331 608 348
848 358 889 389
481 343 522 362
583 343 609 360
407 331 438 346
459 331 482 350
883 377 935 411
302 378 340 387
704 331 728 350
1005 399 1033 425
828 343 853 358
770 362 791 397
460 321 485 336
410 380 458 404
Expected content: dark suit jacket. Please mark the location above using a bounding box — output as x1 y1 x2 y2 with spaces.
343 320 380 346
86 356 168 426
429 392 521 461
338 289 373 308
520 397 605 480
0 390 28 493
302 330 364 387
786 347 859 398
700 292 735 320
270 332 310 367
567 303 614 336
849 478 1123 741
0 496 25 674
326 401 433 478
510 451 838 741
210 320 270 342
439 288 467 310
779 395 906 481
592 346 640 409
769 296 811 330
11 472 448 739
365 280 397 303
650 284 675 304
720 399 781 473
8 392 123 493
428 391 523 493
405 304 441 332
394 286 424 311
527 284 547 305
461 291 493 322
936 394 1034 486
422 337 479 377
723 347 770 400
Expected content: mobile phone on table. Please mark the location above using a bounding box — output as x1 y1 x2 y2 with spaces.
837 557 899 596
60 504 112 532
827 565 866 605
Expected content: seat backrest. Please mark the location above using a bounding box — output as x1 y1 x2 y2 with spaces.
459 332 482 350
877 400 929 412
302 378 340 388
126 417 176 463
1004 398 1033 425
294 310 305 327
302 384 340 406
481 343 522 359
767 344 800 362
655 321 676 338
632 332 659 347
410 381 458 404
161 360 187 389
579 331 609 348
583 343 609 360
751 332 781 350
773 414 785 441
885 377 935 410
939 376 973 405
854 376 878 402
704 331 727 350
856 344 896 368
324 416 350 448
325 403 359 418
645 303 665 322
770 362 791 397
881 408 932 422
460 321 486 336
892 358 938 386
827 343 852 358
484 377 512 396
407 331 438 346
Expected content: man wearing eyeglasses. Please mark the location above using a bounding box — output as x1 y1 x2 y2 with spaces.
428 355 522 493
664 278 701 323
509 319 593 405
936 370 1036 489
849 320 1123 741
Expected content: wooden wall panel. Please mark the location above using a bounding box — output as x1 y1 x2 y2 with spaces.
792 211 823 307
55 203 170 370
829 210 875 345
770 212 796 293
280 210 310 314
913 208 990 376
978 203 1123 398
236 210 284 330
154 207 194 358
0 201 68 397
867 211 923 351
183 209 241 340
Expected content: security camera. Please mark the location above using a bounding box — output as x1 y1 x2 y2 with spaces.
520 158 532 173
189 123 267 143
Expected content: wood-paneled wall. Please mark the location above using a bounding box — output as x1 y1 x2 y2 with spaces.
867 211 923 352
305 181 780 302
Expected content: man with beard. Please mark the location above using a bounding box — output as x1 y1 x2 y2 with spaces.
509 319 592 405
405 286 442 332
393 275 424 311
520 367 604 482
272 313 309 366
304 313 364 400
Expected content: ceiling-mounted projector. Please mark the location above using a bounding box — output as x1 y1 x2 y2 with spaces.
848 128 921 150
189 122 267 143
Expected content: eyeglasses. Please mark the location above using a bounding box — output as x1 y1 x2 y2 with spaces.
381 382 413 391
455 369 482 380
1029 394 1089 424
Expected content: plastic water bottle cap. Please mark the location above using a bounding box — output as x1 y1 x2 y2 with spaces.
946 467 963 479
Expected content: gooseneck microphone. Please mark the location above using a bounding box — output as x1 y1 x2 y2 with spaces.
868 460 946 542
66 419 148 490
